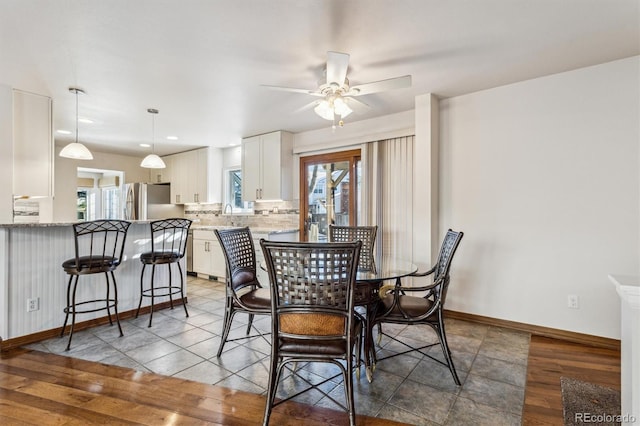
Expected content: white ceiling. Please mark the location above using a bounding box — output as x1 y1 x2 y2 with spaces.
1 0 638 157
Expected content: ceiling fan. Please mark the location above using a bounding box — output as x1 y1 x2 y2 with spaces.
263 51 411 127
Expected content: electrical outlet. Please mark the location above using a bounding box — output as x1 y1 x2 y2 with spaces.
567 294 579 309
27 297 39 312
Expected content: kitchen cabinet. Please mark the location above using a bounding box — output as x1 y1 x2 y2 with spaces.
151 155 172 184
253 230 299 285
12 90 54 197
192 229 226 280
169 147 222 204
241 131 293 201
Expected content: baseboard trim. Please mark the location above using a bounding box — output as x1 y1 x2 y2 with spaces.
445 309 620 351
1 299 187 352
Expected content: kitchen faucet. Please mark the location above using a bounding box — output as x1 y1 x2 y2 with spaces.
223 203 233 215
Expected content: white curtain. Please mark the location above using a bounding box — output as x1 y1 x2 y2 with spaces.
363 135 415 263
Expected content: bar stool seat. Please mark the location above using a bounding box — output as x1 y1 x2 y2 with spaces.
60 220 131 351
136 218 192 327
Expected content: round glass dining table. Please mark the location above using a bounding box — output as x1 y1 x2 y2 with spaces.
353 257 418 382
260 255 418 382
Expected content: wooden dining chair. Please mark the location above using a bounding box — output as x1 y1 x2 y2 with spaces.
372 229 464 385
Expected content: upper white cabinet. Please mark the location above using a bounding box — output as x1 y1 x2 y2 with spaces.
12 90 54 197
241 131 293 201
168 147 222 204
151 155 172 184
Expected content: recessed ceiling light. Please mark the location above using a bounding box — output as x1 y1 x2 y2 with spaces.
166 136 178 140
78 118 93 124
57 129 72 135
139 143 151 148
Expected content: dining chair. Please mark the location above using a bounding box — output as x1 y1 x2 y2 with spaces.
60 219 131 350
260 239 363 426
372 229 464 385
329 224 378 272
136 218 192 327
214 227 271 357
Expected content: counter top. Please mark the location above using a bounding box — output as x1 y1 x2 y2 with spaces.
190 224 298 234
0 221 298 235
0 220 157 228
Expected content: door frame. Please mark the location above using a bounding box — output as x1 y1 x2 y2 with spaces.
299 149 361 241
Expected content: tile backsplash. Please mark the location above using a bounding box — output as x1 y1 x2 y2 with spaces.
184 200 299 229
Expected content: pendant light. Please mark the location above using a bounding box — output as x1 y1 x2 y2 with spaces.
140 108 166 169
59 87 94 160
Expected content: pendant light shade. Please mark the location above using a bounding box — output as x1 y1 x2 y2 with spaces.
140 153 166 168
60 88 93 160
140 108 166 169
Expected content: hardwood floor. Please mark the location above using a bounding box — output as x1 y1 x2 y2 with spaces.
1 335 621 425
0 347 406 425
522 335 621 425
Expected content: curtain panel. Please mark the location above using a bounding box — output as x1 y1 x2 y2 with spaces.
363 135 415 264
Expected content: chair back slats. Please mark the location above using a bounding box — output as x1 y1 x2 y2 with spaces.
434 229 464 303
149 218 191 259
260 240 361 340
215 227 259 293
328 225 377 272
71 220 131 273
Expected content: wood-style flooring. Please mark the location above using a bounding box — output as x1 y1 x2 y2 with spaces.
0 334 621 425
522 335 621 425
0 347 405 425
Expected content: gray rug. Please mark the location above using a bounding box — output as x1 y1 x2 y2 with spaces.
561 376 621 425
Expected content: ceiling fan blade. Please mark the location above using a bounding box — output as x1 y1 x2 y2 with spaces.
348 75 412 96
261 85 323 96
346 96 370 114
293 100 320 113
326 51 350 86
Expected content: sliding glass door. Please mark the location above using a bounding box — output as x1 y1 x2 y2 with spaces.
300 149 361 241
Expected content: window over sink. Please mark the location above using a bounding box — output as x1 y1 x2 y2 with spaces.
225 168 253 213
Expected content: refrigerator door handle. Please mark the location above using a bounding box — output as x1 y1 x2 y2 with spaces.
124 184 136 220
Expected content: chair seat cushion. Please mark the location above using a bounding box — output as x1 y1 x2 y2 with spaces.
62 256 118 273
237 287 271 310
379 294 436 319
140 251 180 264
279 318 362 356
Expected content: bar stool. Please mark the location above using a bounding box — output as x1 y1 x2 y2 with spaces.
60 220 131 351
136 218 192 327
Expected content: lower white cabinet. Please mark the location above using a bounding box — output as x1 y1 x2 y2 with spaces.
192 230 226 280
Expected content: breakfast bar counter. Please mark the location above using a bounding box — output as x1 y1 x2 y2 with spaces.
0 221 185 347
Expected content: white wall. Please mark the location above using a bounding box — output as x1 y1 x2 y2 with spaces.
53 147 151 222
439 56 640 339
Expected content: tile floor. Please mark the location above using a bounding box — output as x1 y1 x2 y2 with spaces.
27 276 530 425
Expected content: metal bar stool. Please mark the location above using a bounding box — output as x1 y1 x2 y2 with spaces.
60 220 131 351
136 218 192 327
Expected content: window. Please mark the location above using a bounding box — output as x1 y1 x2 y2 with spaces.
225 168 252 213
102 187 121 219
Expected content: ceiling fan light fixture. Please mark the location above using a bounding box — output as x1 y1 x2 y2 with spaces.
60 87 94 160
314 99 334 121
333 96 352 118
141 108 166 169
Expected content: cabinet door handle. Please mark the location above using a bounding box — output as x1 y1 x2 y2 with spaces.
256 189 259 199
206 241 209 251
195 193 199 203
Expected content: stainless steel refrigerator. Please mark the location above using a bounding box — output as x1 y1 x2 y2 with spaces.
123 183 183 220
